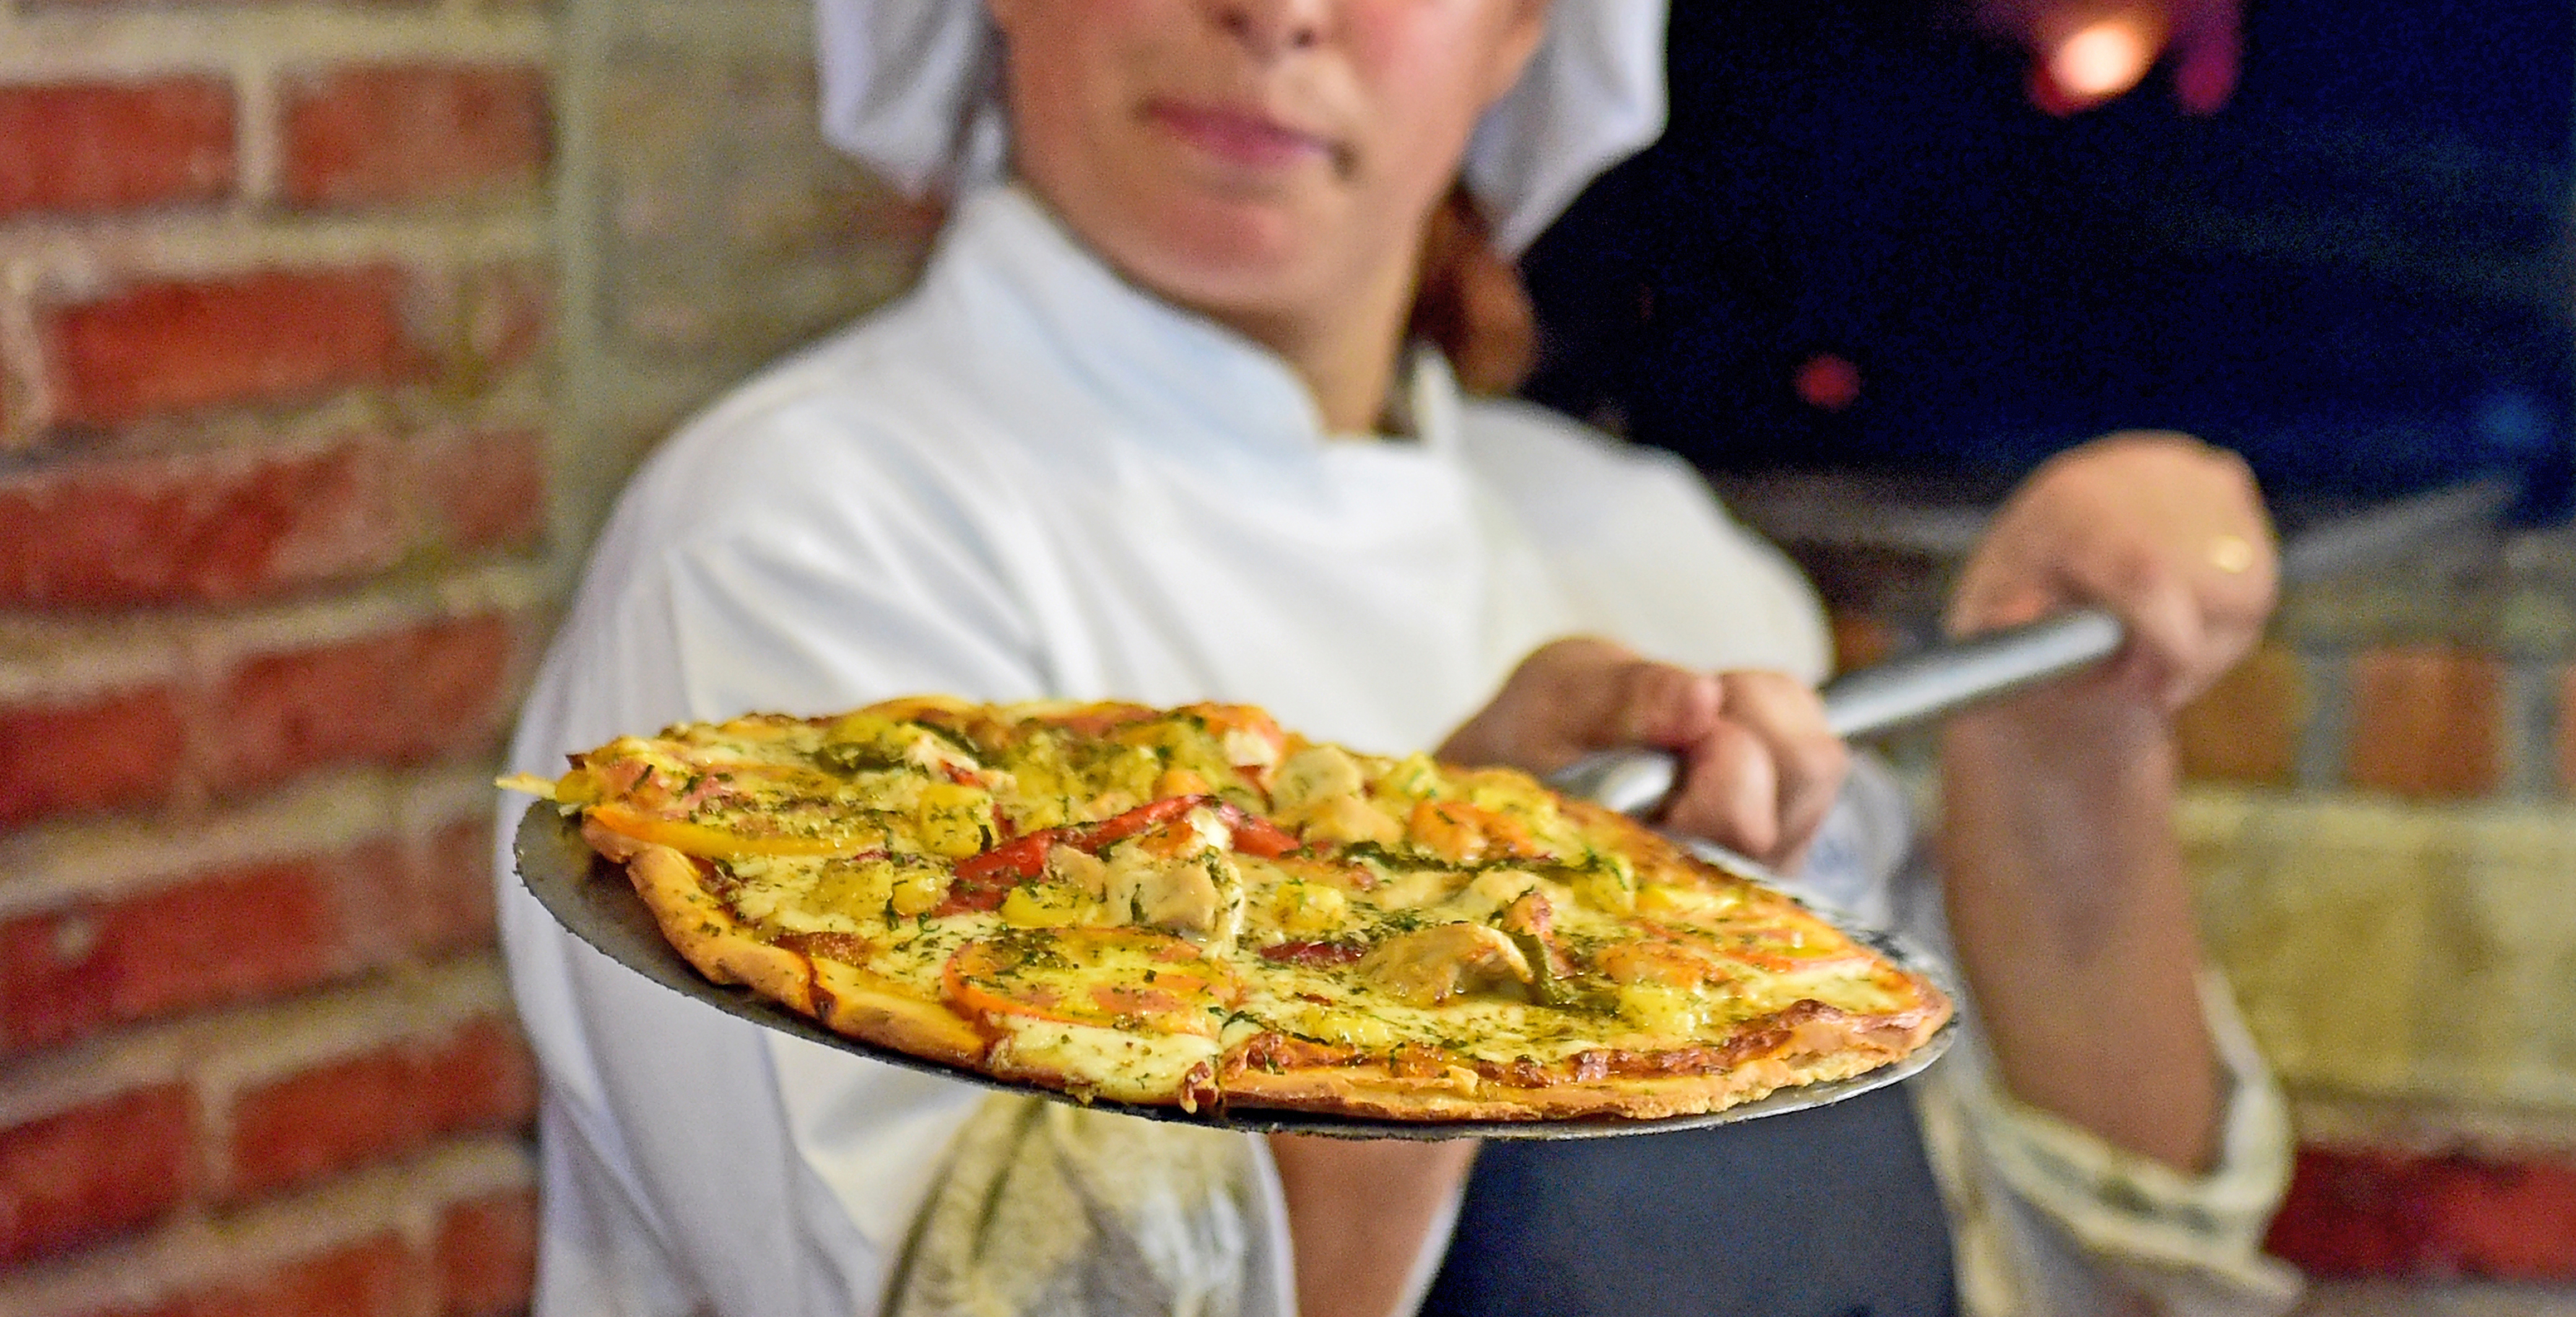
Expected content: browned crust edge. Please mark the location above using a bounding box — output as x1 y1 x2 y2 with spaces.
1222 1046 1895 1121
598 825 988 1071
1219 1007 1944 1121
585 815 1951 1124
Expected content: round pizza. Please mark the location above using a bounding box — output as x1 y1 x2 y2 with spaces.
504 697 1950 1122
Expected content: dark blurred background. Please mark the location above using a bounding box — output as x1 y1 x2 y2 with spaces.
1523 0 2574 514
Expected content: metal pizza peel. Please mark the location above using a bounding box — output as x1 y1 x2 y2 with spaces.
513 801 1955 1140
515 478 2509 1139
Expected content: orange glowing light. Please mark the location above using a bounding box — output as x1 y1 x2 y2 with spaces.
2047 19 2155 100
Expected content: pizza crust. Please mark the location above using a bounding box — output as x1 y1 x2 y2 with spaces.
806 956 988 1071
984 1018 1225 1110
600 825 991 1072
1218 1000 1945 1122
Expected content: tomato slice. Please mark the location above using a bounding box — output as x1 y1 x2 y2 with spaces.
944 929 1239 1036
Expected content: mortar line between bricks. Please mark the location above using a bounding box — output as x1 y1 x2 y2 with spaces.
0 255 49 444
0 379 557 467
0 212 550 289
188 557 554 664
234 57 281 211
188 960 520 1116
549 0 612 579
0 13 554 82
2502 659 2557 802
0 765 500 917
0 558 550 702
0 1134 534 1316
2295 645 2351 790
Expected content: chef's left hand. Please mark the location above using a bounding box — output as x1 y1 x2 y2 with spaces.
1950 431 2276 724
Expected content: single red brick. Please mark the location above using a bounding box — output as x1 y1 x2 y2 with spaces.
0 685 188 827
224 1048 421 1201
2266 1146 2434 1276
0 1086 193 1265
2559 664 2576 798
2347 644 2504 799
417 1017 538 1133
2423 1158 2576 1279
0 79 234 218
223 1016 535 1199
208 615 518 796
0 440 407 608
2178 645 2306 787
282 65 549 210
2269 1146 2576 1280
412 431 546 554
434 1189 536 1316
406 813 500 957
47 267 423 429
105 1232 414 1317
0 854 364 1054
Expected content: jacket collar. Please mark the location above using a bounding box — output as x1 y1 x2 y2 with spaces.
920 184 1462 469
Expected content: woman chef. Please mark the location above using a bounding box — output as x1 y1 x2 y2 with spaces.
495 1 2299 1313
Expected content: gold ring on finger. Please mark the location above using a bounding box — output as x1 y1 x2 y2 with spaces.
2208 534 2256 574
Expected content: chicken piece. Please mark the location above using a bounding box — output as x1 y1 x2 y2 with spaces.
1271 745 1403 846
1085 845 1241 944
1137 857 1226 935
1046 844 1110 896
1299 793 1403 846
1446 868 1542 921
1358 922 1534 1007
1272 744 1366 813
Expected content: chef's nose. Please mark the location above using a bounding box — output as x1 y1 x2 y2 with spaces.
1212 0 1333 55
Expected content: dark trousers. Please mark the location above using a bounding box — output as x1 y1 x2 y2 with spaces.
1419 1085 1956 1317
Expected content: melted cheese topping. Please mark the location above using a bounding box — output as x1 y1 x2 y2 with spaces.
532 699 1939 1102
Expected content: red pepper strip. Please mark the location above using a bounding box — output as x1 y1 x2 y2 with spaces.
939 794 1301 914
1211 802 1302 857
939 837 1053 912
940 794 1210 913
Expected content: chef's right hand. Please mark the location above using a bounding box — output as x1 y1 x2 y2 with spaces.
1438 637 1848 871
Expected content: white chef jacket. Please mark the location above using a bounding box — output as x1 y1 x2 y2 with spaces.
495 184 2295 1317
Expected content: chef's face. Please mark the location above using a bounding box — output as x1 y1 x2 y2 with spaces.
987 0 1548 326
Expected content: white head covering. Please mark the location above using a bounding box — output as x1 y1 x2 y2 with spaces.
815 0 1668 256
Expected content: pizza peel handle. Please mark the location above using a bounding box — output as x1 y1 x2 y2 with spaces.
1549 609 2125 817
1553 475 2520 818
513 802 1954 1140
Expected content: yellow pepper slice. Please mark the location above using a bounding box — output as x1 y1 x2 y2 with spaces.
584 802 882 858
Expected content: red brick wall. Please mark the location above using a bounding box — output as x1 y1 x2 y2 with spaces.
0 7 553 1315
